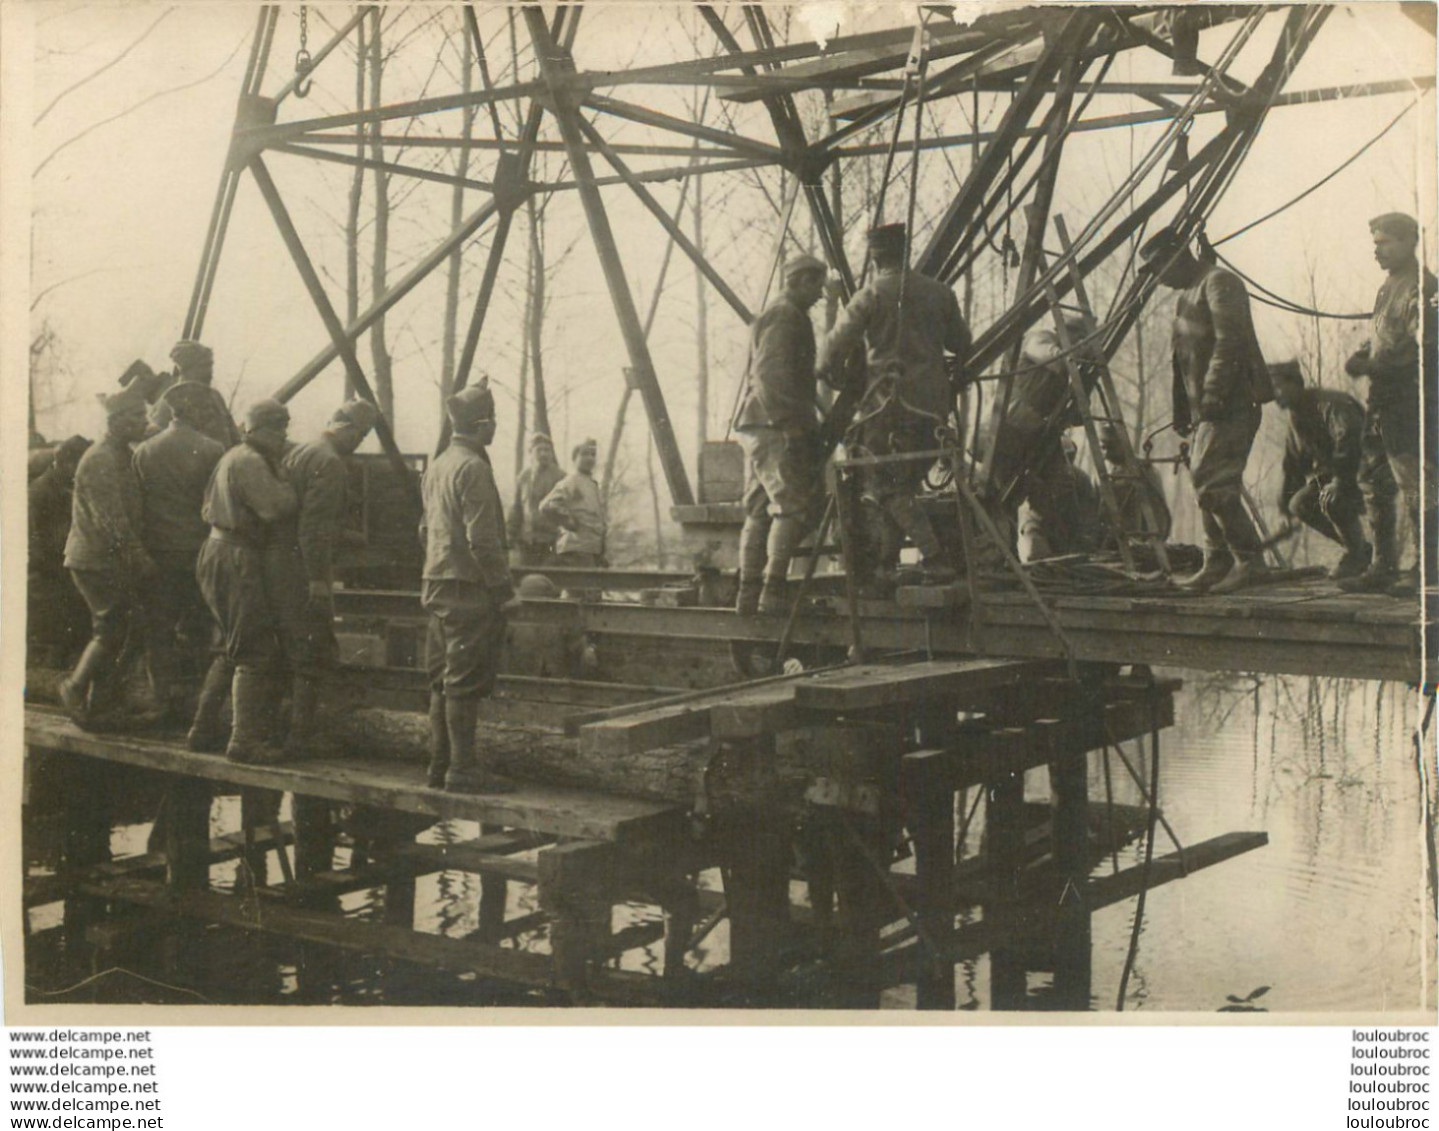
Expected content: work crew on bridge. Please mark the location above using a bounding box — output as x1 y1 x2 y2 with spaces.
195 399 299 764
133 381 227 727
1270 359 1391 582
508 433 565 566
732 253 828 615
820 222 970 589
58 382 157 731
1141 226 1274 595
420 381 516 794
273 398 380 757
1339 212 1438 597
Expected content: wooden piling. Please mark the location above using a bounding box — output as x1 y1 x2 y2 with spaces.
986 729 1029 1010
904 750 956 1010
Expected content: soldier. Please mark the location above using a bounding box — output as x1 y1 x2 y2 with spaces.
1270 360 1388 582
28 435 91 668
540 438 608 569
58 383 156 730
732 253 827 614
420 382 515 794
818 222 970 587
133 382 227 725
268 398 380 756
1340 212 1438 596
194 400 298 764
1097 422 1172 550
507 433 565 567
1139 227 1273 594
985 315 1100 556
148 340 241 448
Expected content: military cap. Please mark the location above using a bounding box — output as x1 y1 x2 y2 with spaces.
446 380 495 429
170 340 214 371
783 253 827 280
161 380 215 421
1369 212 1419 245
56 434 91 462
867 222 907 253
244 398 290 432
1267 359 1304 386
529 432 555 450
329 398 380 433
96 381 149 418
1138 226 1187 262
572 437 598 461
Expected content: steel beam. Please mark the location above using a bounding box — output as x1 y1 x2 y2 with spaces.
272 6 375 105
581 93 785 163
577 116 753 325
525 8 693 506
273 141 496 193
248 156 415 494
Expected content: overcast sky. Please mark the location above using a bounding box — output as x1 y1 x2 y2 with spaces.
11 2 1435 506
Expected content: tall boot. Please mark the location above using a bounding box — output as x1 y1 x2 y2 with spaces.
1327 505 1372 581
444 696 514 794
885 495 956 584
282 674 322 760
58 638 114 728
1340 494 1399 592
758 516 802 615
1387 504 1426 597
425 691 450 789
186 654 232 753
735 514 769 615
226 666 287 765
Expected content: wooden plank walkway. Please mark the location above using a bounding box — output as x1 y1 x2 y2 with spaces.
25 709 683 844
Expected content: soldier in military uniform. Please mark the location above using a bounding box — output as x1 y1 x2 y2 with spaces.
507 433 565 567
28 435 91 668
58 383 155 730
148 340 241 448
818 223 970 589
539 439 608 569
194 400 298 764
732 253 827 614
1140 226 1273 594
133 382 227 725
1270 360 1391 582
1340 212 1438 595
271 398 379 756
420 382 515 794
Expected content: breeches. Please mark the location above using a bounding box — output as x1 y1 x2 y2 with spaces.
69 568 134 651
196 539 282 672
1368 393 1436 511
740 427 820 520
1189 405 1260 510
854 405 941 505
423 579 507 700
264 545 337 675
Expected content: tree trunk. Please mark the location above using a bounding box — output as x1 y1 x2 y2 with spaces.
344 18 366 402
526 196 551 440
367 9 394 425
647 432 666 568
693 173 709 458
440 25 474 408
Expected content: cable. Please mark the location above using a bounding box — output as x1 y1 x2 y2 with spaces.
1215 250 1369 320
1116 705 1161 1011
26 966 213 1003
1214 99 1421 248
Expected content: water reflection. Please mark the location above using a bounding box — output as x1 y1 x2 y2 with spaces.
22 673 1434 1011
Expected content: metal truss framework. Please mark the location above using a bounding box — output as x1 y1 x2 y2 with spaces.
187 3 1434 505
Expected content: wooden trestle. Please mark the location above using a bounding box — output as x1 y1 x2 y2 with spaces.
25 654 1266 1010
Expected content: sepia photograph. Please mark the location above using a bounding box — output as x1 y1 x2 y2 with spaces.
4 0 1436 1022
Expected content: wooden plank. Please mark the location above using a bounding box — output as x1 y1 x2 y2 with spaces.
578 704 712 757
793 658 1034 711
25 709 682 844
708 685 802 739
81 874 555 987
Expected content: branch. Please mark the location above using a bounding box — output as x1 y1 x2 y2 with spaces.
35 8 173 126
35 31 247 177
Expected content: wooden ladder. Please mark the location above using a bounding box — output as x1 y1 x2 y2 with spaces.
1031 215 1172 574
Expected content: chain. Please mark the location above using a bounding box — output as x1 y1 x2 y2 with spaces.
294 5 313 98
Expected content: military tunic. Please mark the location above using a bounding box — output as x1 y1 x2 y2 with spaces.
507 460 565 564
196 443 297 670
421 436 511 700
147 380 241 449
540 471 607 562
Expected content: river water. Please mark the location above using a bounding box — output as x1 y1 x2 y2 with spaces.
22 672 1436 1013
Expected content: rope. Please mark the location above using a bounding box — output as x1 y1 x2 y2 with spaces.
1214 98 1422 247
1214 250 1369 320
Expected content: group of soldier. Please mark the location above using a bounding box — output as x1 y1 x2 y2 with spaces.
508 434 610 569
731 209 1435 602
